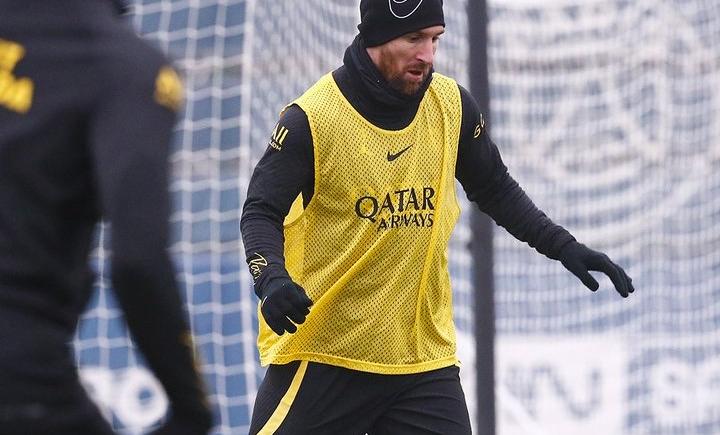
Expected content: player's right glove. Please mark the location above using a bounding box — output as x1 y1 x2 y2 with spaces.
260 278 313 335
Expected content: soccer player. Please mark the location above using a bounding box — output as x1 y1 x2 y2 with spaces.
0 1 211 434
241 0 635 433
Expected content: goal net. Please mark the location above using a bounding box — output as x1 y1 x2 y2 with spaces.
488 1 720 434
74 1 474 434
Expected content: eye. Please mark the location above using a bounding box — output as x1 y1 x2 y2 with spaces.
407 34 421 43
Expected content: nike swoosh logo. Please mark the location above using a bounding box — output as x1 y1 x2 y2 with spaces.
387 145 413 162
389 0 425 19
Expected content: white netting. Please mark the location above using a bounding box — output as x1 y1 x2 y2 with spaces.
489 1 720 434
74 1 474 433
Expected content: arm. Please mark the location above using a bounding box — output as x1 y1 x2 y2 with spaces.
455 86 633 297
90 62 211 432
240 105 313 335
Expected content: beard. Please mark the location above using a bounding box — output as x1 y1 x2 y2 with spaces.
377 55 431 96
386 67 431 95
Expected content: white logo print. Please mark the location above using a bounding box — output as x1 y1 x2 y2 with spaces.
388 0 425 19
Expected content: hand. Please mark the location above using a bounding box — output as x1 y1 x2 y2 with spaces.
261 278 313 335
558 241 635 298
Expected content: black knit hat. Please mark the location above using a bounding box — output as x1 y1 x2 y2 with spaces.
358 0 445 47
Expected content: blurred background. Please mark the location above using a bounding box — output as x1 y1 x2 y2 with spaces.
74 0 720 434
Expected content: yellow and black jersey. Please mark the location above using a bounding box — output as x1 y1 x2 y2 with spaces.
0 1 206 419
258 72 462 374
241 37 576 375
0 0 182 326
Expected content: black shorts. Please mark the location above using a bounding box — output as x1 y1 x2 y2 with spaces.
249 361 472 435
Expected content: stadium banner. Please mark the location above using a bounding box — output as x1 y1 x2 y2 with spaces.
497 336 720 434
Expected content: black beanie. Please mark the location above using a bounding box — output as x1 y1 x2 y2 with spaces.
358 0 445 47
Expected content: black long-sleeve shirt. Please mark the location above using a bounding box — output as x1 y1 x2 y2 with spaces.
0 0 208 422
241 36 575 295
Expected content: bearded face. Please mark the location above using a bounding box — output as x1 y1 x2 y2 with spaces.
368 25 444 96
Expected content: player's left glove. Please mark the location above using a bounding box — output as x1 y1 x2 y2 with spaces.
557 241 635 298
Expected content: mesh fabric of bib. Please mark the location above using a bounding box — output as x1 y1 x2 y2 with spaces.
258 72 462 375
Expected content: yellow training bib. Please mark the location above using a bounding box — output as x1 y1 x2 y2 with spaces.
258 73 463 375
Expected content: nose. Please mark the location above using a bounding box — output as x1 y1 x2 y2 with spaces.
416 39 434 65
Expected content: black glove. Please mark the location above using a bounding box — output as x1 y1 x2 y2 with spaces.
260 278 313 335
557 241 635 297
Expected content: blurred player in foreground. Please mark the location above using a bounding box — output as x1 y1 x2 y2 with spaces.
241 0 635 433
0 1 211 434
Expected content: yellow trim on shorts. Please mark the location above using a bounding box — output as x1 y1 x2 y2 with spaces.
258 360 309 434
